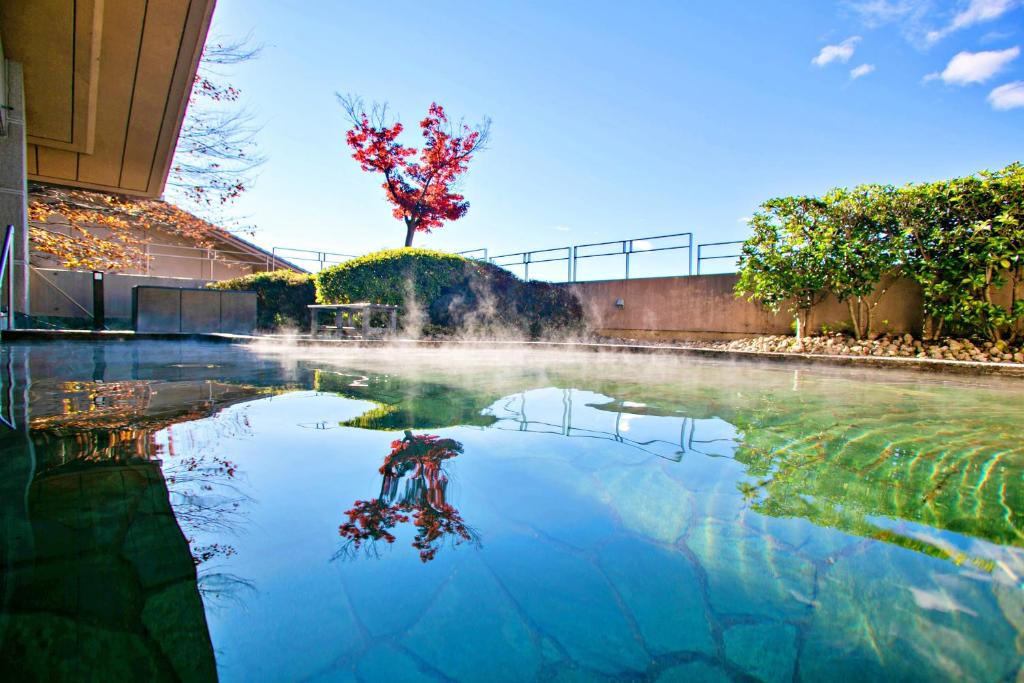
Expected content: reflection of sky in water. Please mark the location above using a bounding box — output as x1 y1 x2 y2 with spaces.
1 341 1022 682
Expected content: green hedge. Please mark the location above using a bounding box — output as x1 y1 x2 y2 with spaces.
209 269 315 331
315 248 584 337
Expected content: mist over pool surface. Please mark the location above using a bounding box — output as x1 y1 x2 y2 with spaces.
1 341 1022 682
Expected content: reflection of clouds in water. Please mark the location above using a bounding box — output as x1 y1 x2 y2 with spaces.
617 412 639 432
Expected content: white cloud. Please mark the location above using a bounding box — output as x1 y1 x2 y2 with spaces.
927 0 1019 43
633 239 655 251
553 225 570 232
988 80 1024 108
848 0 934 44
812 37 862 66
850 63 877 78
850 0 932 26
931 47 1020 84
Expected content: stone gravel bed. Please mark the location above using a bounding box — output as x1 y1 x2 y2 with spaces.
603 333 1024 364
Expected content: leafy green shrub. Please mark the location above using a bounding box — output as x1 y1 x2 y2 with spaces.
316 249 473 308
209 269 315 331
315 248 584 337
736 162 1024 342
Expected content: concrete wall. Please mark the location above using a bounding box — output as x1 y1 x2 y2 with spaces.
570 273 925 340
30 269 213 320
0 58 29 318
133 286 256 334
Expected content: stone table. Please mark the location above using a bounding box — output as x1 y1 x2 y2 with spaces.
307 303 399 338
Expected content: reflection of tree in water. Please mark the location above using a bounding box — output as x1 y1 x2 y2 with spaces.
337 431 478 562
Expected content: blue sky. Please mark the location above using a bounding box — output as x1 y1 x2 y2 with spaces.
201 0 1023 277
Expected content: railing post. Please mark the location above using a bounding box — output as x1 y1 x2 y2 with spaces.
688 234 693 276
624 240 631 280
92 271 105 331
1 225 14 330
696 244 702 275
524 253 530 281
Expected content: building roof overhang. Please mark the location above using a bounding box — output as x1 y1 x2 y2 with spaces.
0 0 216 198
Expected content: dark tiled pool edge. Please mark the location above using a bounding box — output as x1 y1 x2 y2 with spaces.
4 329 1023 378
0 329 240 343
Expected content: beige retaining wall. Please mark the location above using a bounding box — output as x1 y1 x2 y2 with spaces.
569 274 926 340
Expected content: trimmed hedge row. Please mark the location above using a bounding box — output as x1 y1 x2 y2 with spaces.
208 269 315 331
315 248 584 337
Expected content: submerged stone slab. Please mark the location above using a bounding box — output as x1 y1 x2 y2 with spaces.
723 621 797 683
403 558 542 681
593 465 693 544
656 660 731 682
802 543 1021 682
355 643 423 680
478 458 618 550
485 532 650 675
340 546 458 638
598 536 715 657
685 518 815 620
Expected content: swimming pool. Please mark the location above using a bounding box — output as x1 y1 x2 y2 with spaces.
1 340 1021 681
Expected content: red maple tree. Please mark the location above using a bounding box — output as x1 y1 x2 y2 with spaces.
340 96 490 247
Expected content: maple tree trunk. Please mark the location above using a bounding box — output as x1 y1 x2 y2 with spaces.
404 220 416 248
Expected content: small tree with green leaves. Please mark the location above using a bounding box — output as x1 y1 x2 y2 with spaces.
890 171 1019 341
976 163 1024 342
735 196 830 339
818 185 900 340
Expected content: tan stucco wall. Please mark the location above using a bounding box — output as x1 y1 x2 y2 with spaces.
570 274 926 339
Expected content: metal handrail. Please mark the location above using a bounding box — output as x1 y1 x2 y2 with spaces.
457 248 488 261
270 246 356 272
490 246 573 281
1 225 14 331
571 232 693 281
696 240 744 275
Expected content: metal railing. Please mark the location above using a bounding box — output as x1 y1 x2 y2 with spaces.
269 246 357 272
490 246 574 282
463 232 698 283
1 225 14 331
142 242 272 277
572 233 693 281
457 248 488 261
695 240 744 275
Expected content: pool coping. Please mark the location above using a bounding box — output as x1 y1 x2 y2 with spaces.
4 329 1023 378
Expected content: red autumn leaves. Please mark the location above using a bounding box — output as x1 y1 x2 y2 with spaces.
338 431 476 563
342 97 490 247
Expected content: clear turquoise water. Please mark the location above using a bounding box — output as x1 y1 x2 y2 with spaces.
0 341 1022 682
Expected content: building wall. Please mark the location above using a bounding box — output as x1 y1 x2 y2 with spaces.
570 273 926 340
30 222 273 280
0 58 29 317
30 268 213 321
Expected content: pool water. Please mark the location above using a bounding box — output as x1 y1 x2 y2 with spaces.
0 341 1022 682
